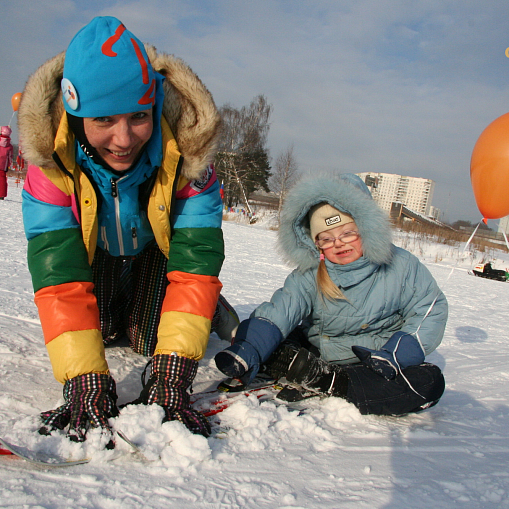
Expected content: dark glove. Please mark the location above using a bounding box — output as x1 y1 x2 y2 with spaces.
214 317 283 384
352 331 425 380
39 373 118 447
133 354 211 437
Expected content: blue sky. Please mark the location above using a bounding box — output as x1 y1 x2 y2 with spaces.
2 0 509 223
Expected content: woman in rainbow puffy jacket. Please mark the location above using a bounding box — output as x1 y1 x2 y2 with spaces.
18 16 234 443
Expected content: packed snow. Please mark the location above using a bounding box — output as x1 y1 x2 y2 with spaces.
1 178 508 508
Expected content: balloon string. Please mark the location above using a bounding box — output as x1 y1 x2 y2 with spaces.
502 231 509 252
412 219 482 335
7 111 15 128
463 221 482 251
397 221 483 400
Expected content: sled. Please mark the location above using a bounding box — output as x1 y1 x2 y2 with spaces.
469 263 509 282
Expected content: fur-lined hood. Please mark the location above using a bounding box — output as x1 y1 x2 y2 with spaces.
278 173 393 271
17 45 220 181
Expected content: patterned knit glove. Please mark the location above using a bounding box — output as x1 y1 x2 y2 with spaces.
135 354 211 437
39 373 118 447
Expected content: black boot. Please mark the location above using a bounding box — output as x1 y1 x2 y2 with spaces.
285 348 349 398
264 344 300 380
264 345 349 398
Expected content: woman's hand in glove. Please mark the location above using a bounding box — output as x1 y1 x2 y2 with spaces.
128 354 211 437
39 373 118 448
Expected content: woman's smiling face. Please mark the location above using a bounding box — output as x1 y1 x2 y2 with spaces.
83 109 153 171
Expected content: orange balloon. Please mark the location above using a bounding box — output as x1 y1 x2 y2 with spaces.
470 112 509 219
11 92 21 112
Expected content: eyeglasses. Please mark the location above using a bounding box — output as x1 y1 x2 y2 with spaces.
315 230 360 249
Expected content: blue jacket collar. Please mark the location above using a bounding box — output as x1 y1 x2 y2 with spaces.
326 256 379 288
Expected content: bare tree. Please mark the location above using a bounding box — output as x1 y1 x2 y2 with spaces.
269 144 299 224
215 96 272 214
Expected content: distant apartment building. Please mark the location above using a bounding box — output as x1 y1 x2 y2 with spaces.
428 205 441 221
357 172 436 217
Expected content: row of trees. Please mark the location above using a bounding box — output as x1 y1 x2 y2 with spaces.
449 220 492 231
214 95 298 221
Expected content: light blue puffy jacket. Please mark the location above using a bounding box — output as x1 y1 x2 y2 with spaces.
254 245 446 364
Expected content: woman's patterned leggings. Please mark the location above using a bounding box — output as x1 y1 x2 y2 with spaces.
91 243 168 357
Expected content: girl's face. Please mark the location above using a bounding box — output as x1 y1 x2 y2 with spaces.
83 109 153 171
316 223 363 265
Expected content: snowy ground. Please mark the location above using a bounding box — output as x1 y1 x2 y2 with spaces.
1 178 509 509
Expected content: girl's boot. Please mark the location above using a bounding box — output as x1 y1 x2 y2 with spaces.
267 346 349 398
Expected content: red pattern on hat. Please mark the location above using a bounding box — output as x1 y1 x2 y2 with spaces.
101 23 126 57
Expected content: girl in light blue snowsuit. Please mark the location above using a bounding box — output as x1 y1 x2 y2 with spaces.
215 173 446 415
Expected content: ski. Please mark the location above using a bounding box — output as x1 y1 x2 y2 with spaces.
0 431 152 468
0 437 90 467
192 376 321 424
191 375 280 419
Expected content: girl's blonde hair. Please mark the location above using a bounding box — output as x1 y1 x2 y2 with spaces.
316 251 346 301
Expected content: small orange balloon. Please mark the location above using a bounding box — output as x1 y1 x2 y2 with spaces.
470 112 509 219
11 92 21 112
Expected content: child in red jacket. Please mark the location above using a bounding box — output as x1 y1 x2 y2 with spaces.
0 126 13 200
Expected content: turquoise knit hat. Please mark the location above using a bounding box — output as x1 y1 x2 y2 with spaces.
62 16 160 117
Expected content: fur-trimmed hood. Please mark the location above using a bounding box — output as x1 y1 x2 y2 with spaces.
17 45 220 181
278 173 393 271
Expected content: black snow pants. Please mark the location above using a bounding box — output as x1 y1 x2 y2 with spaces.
286 326 445 416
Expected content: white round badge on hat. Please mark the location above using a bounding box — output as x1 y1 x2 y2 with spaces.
61 78 79 110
